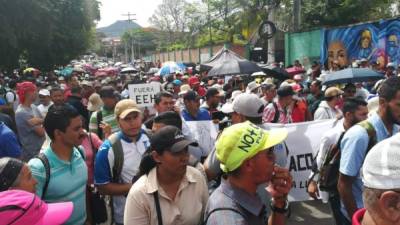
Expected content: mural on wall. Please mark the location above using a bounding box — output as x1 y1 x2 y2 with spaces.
321 18 400 70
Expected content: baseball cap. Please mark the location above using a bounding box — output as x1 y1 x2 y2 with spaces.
99 86 116 98
387 62 396 68
231 93 265 117
324 87 344 98
151 126 198 153
216 121 288 172
206 87 223 99
0 190 73 225
178 84 191 96
38 89 50 96
188 76 200 87
362 133 400 189
246 81 261 93
183 90 200 101
277 85 295 97
114 99 141 119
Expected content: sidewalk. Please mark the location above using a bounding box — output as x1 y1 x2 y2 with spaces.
287 200 335 225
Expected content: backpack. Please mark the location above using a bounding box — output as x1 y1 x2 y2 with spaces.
96 110 103 139
202 208 247 225
318 120 376 193
35 147 85 199
271 102 280 123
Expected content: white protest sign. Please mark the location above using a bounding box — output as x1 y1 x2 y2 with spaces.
185 120 218 156
265 119 337 202
128 83 161 107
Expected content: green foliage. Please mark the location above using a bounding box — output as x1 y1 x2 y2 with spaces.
0 0 100 71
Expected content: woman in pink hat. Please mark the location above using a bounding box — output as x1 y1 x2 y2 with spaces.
0 190 73 225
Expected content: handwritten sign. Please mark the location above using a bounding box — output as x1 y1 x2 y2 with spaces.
265 119 337 202
128 83 161 107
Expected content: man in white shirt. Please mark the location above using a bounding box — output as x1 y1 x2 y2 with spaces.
37 89 53 118
308 97 368 225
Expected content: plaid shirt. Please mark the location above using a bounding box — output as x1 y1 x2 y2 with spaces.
204 179 267 225
262 101 291 124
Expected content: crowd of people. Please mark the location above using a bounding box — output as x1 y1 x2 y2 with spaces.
0 59 400 225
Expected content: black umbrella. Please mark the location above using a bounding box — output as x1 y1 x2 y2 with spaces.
259 64 290 80
323 68 384 85
207 59 263 77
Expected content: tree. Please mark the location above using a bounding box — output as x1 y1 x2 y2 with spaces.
0 0 100 71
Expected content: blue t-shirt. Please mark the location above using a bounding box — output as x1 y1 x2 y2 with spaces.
29 146 88 225
339 113 399 219
181 108 211 121
0 122 22 158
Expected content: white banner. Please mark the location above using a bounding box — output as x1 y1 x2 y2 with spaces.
185 120 218 156
128 83 161 107
264 119 337 202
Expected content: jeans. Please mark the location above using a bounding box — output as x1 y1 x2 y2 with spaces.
329 194 350 225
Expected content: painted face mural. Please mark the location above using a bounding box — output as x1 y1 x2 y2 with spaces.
328 41 348 70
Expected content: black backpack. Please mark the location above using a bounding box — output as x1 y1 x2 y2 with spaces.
318 120 376 193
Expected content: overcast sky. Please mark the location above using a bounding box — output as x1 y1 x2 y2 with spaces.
97 0 163 28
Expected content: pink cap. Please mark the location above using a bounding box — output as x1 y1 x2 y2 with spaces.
0 190 73 225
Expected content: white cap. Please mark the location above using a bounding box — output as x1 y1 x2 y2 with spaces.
38 89 50 96
245 81 261 93
387 62 396 68
232 93 265 117
362 132 400 189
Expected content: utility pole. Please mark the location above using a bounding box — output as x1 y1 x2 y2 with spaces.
122 12 137 63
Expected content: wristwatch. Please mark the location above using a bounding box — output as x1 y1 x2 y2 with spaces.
270 198 289 214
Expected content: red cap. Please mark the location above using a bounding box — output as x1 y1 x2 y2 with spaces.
188 77 200 87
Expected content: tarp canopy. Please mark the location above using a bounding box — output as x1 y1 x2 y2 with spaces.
200 47 244 71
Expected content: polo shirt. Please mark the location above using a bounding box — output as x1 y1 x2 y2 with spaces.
181 108 211 121
89 107 119 139
0 122 22 158
94 130 150 224
339 113 399 219
28 146 88 225
124 166 208 225
205 179 267 225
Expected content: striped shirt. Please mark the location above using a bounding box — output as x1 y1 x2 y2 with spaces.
89 107 119 139
28 146 88 225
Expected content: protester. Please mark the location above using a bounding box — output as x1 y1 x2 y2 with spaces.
87 92 104 117
260 80 276 106
124 126 208 225
245 81 261 96
66 85 89 127
306 80 324 117
89 85 119 139
338 76 400 224
314 87 343 120
15 81 45 161
0 190 74 225
94 99 150 225
263 85 294 123
181 90 211 121
0 157 37 192
28 105 88 225
353 133 400 225
188 76 206 97
0 111 17 133
205 121 292 225
144 91 175 130
0 122 22 158
37 89 52 118
50 87 65 106
307 97 368 225
201 87 223 114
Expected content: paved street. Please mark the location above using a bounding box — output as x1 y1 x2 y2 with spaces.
288 200 335 225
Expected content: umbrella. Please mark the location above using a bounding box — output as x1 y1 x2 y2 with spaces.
258 65 290 80
121 67 138 74
59 67 73 76
251 71 267 77
207 59 262 77
286 67 306 76
157 61 186 76
94 70 108 77
23 67 40 75
323 68 385 85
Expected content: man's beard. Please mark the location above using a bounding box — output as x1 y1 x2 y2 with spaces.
386 106 400 125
